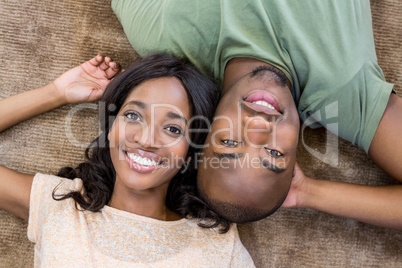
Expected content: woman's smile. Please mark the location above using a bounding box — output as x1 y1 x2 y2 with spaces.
123 149 163 173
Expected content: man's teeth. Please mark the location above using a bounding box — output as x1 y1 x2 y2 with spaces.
252 100 277 111
127 153 159 166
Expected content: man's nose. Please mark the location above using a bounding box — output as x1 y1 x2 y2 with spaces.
243 116 272 146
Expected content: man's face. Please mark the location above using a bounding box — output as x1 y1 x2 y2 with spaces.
198 73 300 214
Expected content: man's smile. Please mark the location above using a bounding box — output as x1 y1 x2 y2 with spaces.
243 90 282 116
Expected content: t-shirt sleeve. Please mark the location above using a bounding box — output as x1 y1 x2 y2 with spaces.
299 61 394 153
27 173 82 244
229 225 255 267
285 1 394 153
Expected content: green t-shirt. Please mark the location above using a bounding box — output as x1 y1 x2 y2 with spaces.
112 0 394 153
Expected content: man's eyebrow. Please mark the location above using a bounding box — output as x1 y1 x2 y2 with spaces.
213 152 245 160
167 111 187 124
122 100 147 109
261 158 286 174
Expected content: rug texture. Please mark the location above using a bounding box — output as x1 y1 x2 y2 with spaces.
0 0 401 267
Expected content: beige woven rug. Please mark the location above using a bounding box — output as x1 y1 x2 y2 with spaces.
0 0 401 267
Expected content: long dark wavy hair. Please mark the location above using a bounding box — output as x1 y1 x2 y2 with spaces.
55 54 231 232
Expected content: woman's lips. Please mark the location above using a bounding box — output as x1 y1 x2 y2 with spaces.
123 149 163 174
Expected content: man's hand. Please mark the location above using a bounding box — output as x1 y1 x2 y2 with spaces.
281 162 310 208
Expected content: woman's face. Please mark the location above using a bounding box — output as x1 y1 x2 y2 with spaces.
108 77 192 194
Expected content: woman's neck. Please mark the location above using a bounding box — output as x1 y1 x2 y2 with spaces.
108 183 182 221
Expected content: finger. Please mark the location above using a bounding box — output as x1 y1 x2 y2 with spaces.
103 56 114 69
105 61 121 79
99 56 112 71
292 162 299 177
104 56 112 65
88 54 104 67
293 162 306 179
99 61 109 71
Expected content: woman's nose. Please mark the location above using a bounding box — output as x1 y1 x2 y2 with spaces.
243 116 272 146
130 124 163 149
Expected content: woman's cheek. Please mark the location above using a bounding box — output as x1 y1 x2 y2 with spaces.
174 140 190 162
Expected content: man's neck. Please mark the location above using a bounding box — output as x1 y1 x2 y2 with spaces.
222 57 291 94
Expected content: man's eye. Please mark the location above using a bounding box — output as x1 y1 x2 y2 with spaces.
124 112 141 121
266 149 283 157
166 126 182 135
222 140 239 147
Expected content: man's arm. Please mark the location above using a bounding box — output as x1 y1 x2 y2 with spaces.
283 94 402 230
368 93 402 183
282 163 402 230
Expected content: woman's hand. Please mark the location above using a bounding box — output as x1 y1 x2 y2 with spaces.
0 55 121 132
52 55 121 104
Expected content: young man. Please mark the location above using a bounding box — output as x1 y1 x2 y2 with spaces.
112 0 402 230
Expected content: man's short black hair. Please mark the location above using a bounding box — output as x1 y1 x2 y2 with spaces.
197 181 288 224
249 65 288 87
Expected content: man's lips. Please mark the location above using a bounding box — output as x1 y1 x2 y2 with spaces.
244 90 281 112
243 91 282 116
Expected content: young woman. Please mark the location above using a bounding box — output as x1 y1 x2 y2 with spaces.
0 54 255 267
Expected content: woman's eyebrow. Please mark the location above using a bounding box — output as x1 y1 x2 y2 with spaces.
167 111 187 124
122 100 147 109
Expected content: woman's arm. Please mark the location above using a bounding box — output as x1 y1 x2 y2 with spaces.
0 166 34 220
0 55 120 220
0 55 120 132
282 163 402 230
0 82 64 132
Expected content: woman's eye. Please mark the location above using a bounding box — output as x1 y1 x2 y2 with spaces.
124 112 141 121
266 149 283 157
222 140 239 147
166 126 183 135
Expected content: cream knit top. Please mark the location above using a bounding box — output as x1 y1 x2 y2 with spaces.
28 173 255 267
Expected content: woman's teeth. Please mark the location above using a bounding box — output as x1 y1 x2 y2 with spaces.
126 153 159 166
252 100 277 111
